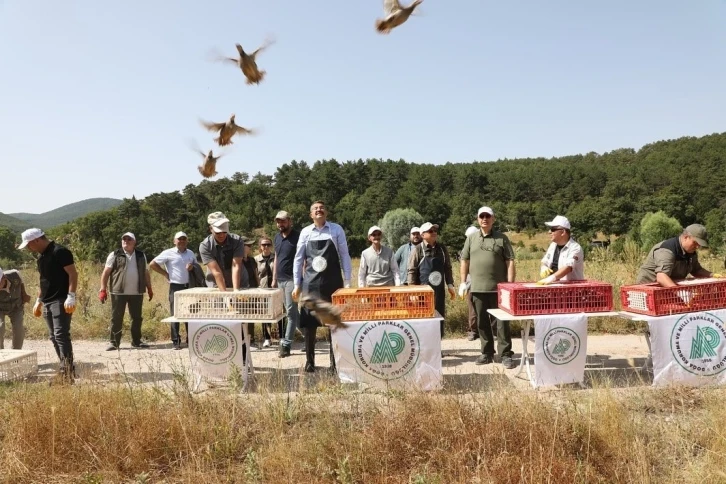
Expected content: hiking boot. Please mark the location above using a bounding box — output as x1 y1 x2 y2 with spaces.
132 341 150 349
502 356 515 369
263 339 271 348
106 343 119 351
279 345 291 358
466 331 479 341
475 354 493 365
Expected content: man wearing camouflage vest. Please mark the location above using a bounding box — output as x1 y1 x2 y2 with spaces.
0 267 31 349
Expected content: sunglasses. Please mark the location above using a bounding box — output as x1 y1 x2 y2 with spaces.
122 237 134 241
549 227 564 232
425 230 438 234
371 232 382 237
478 213 492 219
261 243 271 247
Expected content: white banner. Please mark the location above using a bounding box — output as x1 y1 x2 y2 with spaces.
533 314 588 388
187 320 245 388
331 317 442 391
645 309 726 387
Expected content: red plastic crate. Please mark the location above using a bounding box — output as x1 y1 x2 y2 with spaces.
620 278 726 317
497 280 614 316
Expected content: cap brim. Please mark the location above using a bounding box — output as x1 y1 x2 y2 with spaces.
17 240 29 250
695 237 709 248
211 224 229 233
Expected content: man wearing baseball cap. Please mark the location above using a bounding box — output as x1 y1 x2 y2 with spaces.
463 225 479 341
537 215 585 284
636 223 722 285
100 232 154 350
358 226 400 287
198 211 246 291
394 226 422 284
18 227 78 383
407 222 455 343
271 210 301 358
150 231 198 350
459 206 517 369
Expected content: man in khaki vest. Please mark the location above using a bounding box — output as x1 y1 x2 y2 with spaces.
99 232 154 350
0 267 31 349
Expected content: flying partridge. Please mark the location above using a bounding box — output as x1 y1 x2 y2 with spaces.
218 37 275 85
375 0 423 34
200 114 255 147
300 295 347 329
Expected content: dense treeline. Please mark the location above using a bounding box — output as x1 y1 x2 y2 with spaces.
42 132 726 262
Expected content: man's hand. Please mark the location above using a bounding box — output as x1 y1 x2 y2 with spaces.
148 287 154 301
458 282 469 298
344 280 351 289
271 279 277 288
536 274 557 285
186 263 193 272
292 286 301 302
448 285 456 299
99 289 108 303
64 292 76 314
32 298 43 318
22 293 31 304
540 267 553 279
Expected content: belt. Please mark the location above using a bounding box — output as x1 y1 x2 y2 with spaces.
170 283 189 288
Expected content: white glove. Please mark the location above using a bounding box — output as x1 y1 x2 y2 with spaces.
64 292 76 314
537 274 557 285
458 282 469 298
540 267 553 279
344 280 351 289
677 289 692 305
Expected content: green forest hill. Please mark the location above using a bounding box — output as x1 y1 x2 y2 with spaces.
10 132 726 263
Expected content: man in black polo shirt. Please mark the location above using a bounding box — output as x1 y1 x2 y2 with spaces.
18 228 78 383
271 210 300 358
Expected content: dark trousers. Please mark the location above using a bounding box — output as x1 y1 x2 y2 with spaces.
169 284 188 346
472 292 513 357
304 325 335 371
110 294 144 346
43 298 74 373
466 291 477 333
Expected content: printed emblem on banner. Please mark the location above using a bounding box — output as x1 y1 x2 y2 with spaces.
428 271 443 286
312 256 328 272
543 326 581 365
354 320 420 380
670 312 726 376
192 324 239 365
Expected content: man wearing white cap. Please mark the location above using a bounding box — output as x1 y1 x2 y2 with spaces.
150 231 198 350
394 226 422 284
100 232 154 350
538 215 585 284
0 266 31 349
18 228 78 382
460 207 517 368
198 211 246 291
463 225 479 341
358 226 401 287
408 222 455 342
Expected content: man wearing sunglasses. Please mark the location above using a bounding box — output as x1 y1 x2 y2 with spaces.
537 216 584 285
254 237 279 347
407 222 455 344
636 223 721 286
459 206 516 369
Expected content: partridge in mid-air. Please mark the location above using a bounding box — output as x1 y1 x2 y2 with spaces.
196 149 224 178
218 38 275 85
200 114 255 147
375 0 423 34
300 295 347 329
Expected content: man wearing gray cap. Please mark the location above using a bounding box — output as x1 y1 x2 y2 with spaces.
100 232 154 350
272 210 301 358
394 226 422 284
150 231 198 350
198 211 246 290
636 224 723 285
0 266 31 349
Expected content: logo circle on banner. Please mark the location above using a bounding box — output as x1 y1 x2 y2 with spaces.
192 324 239 365
543 326 581 365
670 312 726 376
312 256 328 273
428 271 443 286
353 320 420 380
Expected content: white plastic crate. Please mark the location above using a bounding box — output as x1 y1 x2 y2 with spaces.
0 350 38 382
173 287 285 321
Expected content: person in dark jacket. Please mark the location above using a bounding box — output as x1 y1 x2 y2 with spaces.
0 267 31 349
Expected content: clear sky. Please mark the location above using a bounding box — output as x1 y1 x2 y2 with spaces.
1 0 725 214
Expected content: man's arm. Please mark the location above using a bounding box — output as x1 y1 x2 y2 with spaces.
653 248 676 287
149 260 169 281
336 226 353 287
394 245 403 268
656 272 678 287
506 259 516 283
358 252 367 288
231 257 244 290
407 245 420 285
443 246 454 287
144 255 153 300
390 251 401 286
292 230 308 292
691 255 712 278
206 260 227 290
64 264 78 294
271 255 278 288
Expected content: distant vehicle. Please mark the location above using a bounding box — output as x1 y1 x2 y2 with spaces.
589 240 610 248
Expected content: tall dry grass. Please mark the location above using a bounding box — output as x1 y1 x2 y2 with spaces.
1 380 726 483
10 245 724 342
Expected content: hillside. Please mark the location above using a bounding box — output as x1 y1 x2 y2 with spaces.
9 198 122 229
0 213 28 233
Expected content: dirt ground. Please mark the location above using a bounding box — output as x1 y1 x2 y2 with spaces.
9 331 654 393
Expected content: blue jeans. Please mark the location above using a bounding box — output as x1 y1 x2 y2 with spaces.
279 280 299 347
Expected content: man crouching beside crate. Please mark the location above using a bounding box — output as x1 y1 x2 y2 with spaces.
636 224 723 293
292 200 353 374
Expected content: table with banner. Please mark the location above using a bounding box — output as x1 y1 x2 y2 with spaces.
330 312 443 391
619 309 726 387
488 309 620 388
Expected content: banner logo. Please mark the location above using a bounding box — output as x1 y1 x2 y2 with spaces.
354 321 420 380
671 313 726 376
192 324 239 365
543 327 580 365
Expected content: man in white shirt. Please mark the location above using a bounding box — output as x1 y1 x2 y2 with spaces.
150 231 197 350
537 215 585 284
99 232 153 350
358 226 400 287
292 200 352 373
